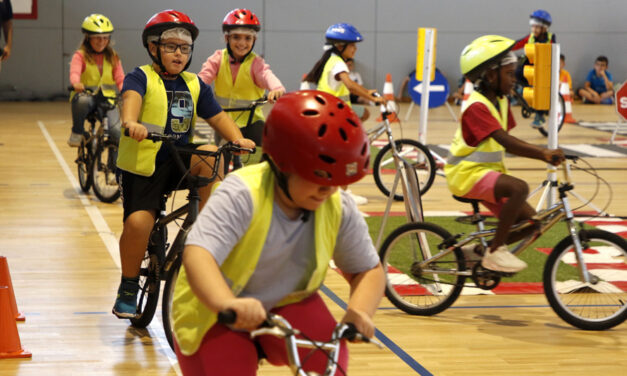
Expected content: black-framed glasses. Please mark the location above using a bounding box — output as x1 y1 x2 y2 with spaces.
159 43 193 54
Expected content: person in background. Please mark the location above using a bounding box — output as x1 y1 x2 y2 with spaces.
198 8 285 170
577 55 614 105
346 57 370 121
559 54 573 96
0 0 13 71
68 14 124 147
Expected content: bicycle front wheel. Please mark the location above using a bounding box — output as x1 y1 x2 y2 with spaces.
543 229 627 330
130 226 166 328
77 139 91 192
538 93 565 137
162 255 182 351
380 222 465 315
373 139 436 201
92 140 120 203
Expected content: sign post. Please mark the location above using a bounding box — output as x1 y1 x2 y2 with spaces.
416 28 436 146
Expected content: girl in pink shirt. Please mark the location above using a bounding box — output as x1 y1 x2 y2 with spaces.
198 8 284 169
68 14 124 147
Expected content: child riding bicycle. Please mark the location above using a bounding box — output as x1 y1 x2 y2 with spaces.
68 14 124 147
304 23 384 205
112 9 255 319
170 90 385 375
444 35 564 273
198 8 285 170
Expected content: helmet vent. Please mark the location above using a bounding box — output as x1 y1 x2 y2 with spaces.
361 142 367 155
346 118 358 128
318 123 327 137
337 102 345 109
314 170 332 179
319 154 336 164
303 109 319 117
314 95 326 105
338 127 347 141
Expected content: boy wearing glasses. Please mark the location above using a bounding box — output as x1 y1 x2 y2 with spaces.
113 9 255 318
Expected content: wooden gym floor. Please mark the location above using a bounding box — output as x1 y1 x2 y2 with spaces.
0 100 625 375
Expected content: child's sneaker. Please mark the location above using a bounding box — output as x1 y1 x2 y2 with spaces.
67 132 83 147
112 277 139 319
481 245 527 273
531 113 545 129
460 243 483 268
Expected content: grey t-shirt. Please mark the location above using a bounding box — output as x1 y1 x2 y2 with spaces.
185 173 379 310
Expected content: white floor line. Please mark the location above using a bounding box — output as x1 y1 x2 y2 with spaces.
38 120 181 374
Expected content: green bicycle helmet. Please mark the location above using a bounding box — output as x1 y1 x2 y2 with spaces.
82 14 114 34
460 35 515 82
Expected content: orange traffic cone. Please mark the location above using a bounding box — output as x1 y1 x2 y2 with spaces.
460 79 474 109
376 73 399 123
0 256 24 321
0 286 31 358
560 81 577 124
299 73 311 90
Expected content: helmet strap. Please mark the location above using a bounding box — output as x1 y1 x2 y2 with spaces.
264 155 311 222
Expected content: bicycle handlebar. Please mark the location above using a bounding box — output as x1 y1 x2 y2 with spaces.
222 96 269 113
122 129 256 155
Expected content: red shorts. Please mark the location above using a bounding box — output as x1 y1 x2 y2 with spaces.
174 293 348 376
462 171 507 216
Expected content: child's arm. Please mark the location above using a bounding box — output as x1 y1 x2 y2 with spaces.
337 71 384 105
251 57 285 102
205 111 256 151
69 51 86 92
197 51 222 85
492 129 564 165
121 90 148 141
340 263 385 338
183 244 266 330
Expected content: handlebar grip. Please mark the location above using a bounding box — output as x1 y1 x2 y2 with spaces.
217 309 237 325
341 323 370 343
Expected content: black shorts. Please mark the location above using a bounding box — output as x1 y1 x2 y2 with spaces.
117 144 200 221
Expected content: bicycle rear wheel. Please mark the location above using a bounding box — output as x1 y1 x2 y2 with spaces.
543 229 627 330
92 140 120 203
538 93 565 137
77 139 91 192
380 222 465 315
130 226 166 328
373 139 436 201
162 254 182 351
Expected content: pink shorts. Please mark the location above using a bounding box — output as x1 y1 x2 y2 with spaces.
174 293 348 376
462 171 507 216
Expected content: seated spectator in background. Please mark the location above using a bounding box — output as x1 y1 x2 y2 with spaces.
450 77 466 105
559 54 574 97
577 56 614 104
396 71 413 103
346 57 370 121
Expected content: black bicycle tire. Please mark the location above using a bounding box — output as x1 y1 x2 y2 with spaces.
538 93 565 137
129 226 166 328
380 221 465 315
543 229 627 330
162 254 182 351
373 139 436 201
91 140 120 203
77 140 92 192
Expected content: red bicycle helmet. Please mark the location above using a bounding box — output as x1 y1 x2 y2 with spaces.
142 9 199 47
222 8 261 33
263 90 369 186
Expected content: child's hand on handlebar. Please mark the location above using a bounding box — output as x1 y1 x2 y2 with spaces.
544 148 565 166
369 90 385 105
125 121 148 142
73 83 86 93
267 89 285 103
341 307 375 340
221 297 266 331
232 138 256 155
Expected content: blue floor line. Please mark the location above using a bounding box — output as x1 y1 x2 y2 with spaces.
320 285 433 376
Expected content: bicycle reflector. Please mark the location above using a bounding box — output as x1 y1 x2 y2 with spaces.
523 43 552 110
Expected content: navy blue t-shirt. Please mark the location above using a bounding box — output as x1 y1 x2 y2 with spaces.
122 67 222 163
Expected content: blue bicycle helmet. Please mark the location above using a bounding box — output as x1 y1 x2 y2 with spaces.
325 23 363 43
530 9 552 27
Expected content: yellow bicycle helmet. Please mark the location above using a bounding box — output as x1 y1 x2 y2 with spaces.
460 35 514 82
82 14 114 34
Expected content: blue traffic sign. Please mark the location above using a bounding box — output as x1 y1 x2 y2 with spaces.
408 68 450 108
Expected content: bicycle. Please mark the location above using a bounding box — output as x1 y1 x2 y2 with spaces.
379 155 627 330
217 310 383 376
510 82 566 137
218 96 269 172
366 94 436 201
69 87 121 203
124 132 254 349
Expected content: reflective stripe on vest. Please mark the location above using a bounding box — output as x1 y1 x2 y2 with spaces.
116 65 200 176
317 53 352 106
444 91 508 196
214 49 266 128
171 161 342 356
69 52 118 102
